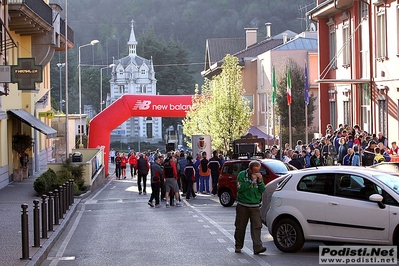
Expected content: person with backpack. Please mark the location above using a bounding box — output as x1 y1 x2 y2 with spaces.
199 152 210 194
177 152 188 196
163 152 181 207
208 150 222 196
184 156 196 200
148 156 163 208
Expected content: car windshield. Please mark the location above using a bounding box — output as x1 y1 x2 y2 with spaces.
262 160 290 175
374 173 399 195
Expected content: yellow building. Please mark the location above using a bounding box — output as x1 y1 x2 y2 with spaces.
0 1 74 189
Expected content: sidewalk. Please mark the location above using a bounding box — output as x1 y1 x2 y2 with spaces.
0 162 112 266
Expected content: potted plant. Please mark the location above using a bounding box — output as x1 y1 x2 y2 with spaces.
12 134 33 181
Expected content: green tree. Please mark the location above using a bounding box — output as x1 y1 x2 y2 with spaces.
275 59 317 145
183 55 252 152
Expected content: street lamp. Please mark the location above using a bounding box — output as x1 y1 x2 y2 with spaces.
78 39 99 148
100 63 115 112
57 63 65 112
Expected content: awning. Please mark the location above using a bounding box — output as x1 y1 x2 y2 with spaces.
7 110 57 139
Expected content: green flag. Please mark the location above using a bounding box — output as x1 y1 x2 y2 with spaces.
271 66 276 104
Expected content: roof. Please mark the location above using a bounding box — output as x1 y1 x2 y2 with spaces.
115 54 151 67
273 37 318 51
234 39 283 58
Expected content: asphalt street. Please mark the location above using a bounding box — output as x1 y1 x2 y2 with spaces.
39 176 325 266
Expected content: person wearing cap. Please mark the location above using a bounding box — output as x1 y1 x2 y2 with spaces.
362 140 377 166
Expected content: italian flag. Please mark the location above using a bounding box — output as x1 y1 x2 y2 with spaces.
286 66 292 105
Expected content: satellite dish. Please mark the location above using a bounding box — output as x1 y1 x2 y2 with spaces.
309 23 316 32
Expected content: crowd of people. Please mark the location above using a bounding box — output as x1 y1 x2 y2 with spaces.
108 148 223 208
265 123 397 169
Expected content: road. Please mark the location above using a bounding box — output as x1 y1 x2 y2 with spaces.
40 177 324 266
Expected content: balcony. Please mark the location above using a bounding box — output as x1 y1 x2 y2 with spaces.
57 17 74 51
8 0 53 36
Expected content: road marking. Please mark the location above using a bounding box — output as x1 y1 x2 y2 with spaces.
217 239 226 243
203 225 210 228
185 200 271 266
238 258 250 264
49 178 113 266
210 231 217 235
198 219 204 222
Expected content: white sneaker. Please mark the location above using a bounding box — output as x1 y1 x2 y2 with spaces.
166 202 170 208
176 201 182 207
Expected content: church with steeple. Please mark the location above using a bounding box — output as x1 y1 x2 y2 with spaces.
107 20 162 145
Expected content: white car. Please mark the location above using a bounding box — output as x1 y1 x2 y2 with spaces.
266 166 399 252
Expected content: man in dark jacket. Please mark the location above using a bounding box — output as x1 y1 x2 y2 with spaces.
148 156 163 207
362 140 377 166
289 153 303 169
208 150 222 196
136 153 149 195
177 152 188 196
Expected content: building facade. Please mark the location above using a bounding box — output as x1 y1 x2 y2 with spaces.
309 0 399 142
107 20 162 145
0 0 74 189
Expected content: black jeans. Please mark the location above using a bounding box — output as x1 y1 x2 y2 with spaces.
185 177 196 199
149 182 160 205
138 173 147 193
211 172 219 195
115 164 121 179
130 164 135 177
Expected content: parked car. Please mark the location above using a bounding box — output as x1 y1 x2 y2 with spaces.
369 162 399 173
260 175 287 225
217 158 293 207
266 166 399 252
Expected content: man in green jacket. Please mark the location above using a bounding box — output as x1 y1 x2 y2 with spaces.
234 160 267 255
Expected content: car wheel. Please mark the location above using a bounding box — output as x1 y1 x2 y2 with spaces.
272 218 304 252
219 189 234 207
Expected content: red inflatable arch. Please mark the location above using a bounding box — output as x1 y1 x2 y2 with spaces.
88 94 193 174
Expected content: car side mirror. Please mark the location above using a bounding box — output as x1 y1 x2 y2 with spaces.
369 194 385 209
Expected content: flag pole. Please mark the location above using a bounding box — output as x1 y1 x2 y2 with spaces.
304 61 309 144
289 105 292 148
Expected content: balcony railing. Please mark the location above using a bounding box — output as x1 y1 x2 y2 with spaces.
8 0 52 26
60 18 75 44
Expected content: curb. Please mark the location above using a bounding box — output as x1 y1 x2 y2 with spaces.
26 189 93 266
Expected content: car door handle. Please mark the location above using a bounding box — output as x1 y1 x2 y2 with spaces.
328 202 339 206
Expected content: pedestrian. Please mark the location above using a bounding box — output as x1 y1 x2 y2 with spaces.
163 152 181 207
310 149 324 167
184 155 196 200
110 148 115 164
128 150 137 179
208 150 222 196
177 152 188 196
362 140 376 166
351 145 361 166
289 153 303 169
194 152 202 193
343 148 354 165
148 156 163 208
234 160 267 255
120 153 128 179
199 151 210 194
373 147 385 164
115 152 122 179
136 153 149 195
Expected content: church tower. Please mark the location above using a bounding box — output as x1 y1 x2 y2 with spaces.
107 20 161 148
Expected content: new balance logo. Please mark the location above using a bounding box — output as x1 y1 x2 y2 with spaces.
133 100 151 110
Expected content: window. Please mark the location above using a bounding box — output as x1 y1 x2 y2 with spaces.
297 174 334 195
343 100 350 126
140 85 147 93
141 69 146 75
378 98 387 136
327 18 337 69
342 24 350 66
329 99 336 129
146 118 152 139
260 93 266 114
244 95 254 111
376 10 387 59
335 174 381 201
118 85 125 94
223 162 248 176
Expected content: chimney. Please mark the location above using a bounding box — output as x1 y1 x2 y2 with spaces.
282 33 288 44
245 28 258 48
265 22 272 38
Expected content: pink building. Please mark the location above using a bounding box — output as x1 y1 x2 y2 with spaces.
308 0 399 142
